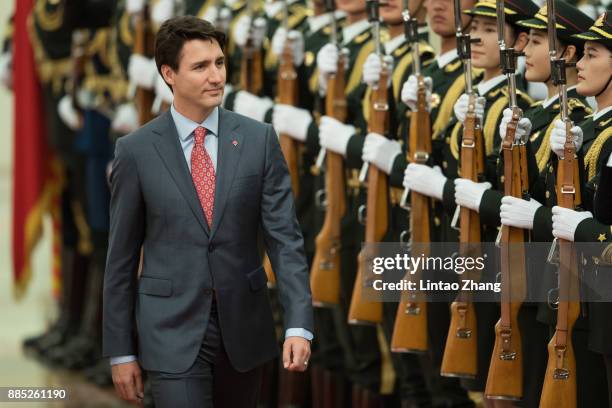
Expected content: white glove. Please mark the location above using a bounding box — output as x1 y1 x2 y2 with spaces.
316 43 348 96
499 108 532 142
454 178 492 211
154 73 173 105
0 52 11 89
128 54 158 90
233 16 267 49
272 104 312 142
362 132 402 175
453 93 486 123
125 0 145 13
552 206 593 242
403 163 447 200
607 152 612 167
233 91 273 122
271 29 305 66
58 95 82 131
550 119 583 158
362 53 394 88
152 0 175 24
401 75 433 112
318 116 355 157
500 196 543 230
111 103 138 134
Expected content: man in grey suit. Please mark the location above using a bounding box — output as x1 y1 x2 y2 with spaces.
103 16 314 407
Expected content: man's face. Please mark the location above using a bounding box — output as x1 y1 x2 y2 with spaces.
336 0 366 14
162 39 226 112
381 0 425 25
425 0 474 37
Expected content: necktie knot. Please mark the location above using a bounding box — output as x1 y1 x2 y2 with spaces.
194 126 207 147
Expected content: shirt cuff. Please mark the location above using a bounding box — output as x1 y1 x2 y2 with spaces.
285 328 314 341
110 355 138 366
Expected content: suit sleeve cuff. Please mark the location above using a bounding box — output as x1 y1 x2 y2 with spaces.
532 206 553 242
285 328 314 341
110 355 138 366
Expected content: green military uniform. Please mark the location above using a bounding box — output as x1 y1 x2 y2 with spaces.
340 28 438 406
511 4 609 407
385 46 476 406
570 13 612 406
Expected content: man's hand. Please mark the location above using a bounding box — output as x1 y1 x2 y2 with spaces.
282 337 311 372
111 361 144 406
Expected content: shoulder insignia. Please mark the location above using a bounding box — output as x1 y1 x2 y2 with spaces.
444 59 462 73
355 31 371 44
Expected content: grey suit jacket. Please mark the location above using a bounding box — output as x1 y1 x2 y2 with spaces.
102 108 313 373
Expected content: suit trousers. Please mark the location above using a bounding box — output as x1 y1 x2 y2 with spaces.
148 299 263 408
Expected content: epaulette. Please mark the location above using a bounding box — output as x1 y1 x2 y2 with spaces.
287 4 308 29
598 116 612 128
355 31 371 44
444 59 462 73
530 100 544 108
232 1 246 11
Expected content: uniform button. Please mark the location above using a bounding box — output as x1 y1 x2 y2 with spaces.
208 244 215 252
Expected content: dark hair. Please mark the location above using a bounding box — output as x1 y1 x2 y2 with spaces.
154 16 226 75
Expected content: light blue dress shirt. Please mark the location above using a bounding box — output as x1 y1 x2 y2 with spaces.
110 105 312 366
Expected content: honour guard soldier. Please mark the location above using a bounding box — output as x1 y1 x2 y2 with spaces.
550 10 612 407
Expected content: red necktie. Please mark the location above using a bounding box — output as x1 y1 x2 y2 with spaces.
191 126 216 226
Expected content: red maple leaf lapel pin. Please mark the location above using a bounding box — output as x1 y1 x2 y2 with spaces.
232 139 238 147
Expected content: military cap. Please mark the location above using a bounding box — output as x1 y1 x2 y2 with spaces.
464 0 539 26
574 11 612 49
517 1 595 46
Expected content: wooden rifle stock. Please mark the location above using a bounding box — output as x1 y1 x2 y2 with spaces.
441 96 483 378
485 107 527 400
264 26 302 287
391 74 431 352
134 5 156 125
310 53 348 307
540 121 580 408
240 3 263 95
347 63 389 325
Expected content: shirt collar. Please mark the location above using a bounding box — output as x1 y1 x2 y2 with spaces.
308 10 345 33
477 75 506 96
594 105 612 121
385 34 406 55
342 19 370 45
171 104 219 142
543 85 578 109
436 49 458 69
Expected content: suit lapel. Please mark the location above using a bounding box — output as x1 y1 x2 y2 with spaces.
152 112 210 236
210 108 242 239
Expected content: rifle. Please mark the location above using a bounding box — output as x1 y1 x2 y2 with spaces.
264 1 301 287
310 0 347 307
484 1 527 400
277 0 301 197
440 0 483 378
132 2 156 125
391 0 429 352
240 0 264 95
540 1 581 405
347 0 388 325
